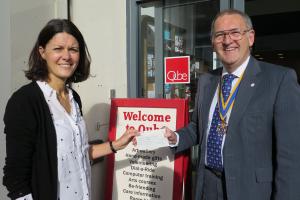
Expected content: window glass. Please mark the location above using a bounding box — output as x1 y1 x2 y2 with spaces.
163 1 219 112
140 6 156 98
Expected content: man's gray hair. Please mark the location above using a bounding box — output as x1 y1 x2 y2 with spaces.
210 9 253 39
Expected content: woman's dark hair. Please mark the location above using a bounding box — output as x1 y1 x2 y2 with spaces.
25 19 91 83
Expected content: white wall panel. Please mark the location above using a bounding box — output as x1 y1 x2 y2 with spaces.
0 0 11 199
0 0 58 198
71 1 127 199
0 0 124 199
11 1 56 91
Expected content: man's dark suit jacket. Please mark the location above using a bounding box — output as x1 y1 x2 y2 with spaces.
175 56 300 200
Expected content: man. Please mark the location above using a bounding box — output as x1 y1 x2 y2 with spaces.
165 9 300 200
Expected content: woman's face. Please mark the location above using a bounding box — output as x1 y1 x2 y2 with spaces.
39 32 80 83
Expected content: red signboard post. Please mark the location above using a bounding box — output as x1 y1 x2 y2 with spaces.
105 98 189 200
164 56 190 84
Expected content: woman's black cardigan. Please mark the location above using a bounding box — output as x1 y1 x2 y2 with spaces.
3 81 82 200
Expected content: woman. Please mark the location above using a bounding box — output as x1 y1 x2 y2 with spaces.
3 19 137 200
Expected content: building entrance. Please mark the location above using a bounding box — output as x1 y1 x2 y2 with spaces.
246 0 300 83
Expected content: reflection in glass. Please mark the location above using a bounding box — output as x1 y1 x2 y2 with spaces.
163 1 220 111
140 6 156 98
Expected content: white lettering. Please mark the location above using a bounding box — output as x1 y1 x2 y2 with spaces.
167 70 188 82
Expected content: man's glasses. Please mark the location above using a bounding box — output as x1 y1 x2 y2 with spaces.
213 29 252 43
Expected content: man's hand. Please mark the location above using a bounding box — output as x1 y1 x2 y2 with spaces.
164 127 178 145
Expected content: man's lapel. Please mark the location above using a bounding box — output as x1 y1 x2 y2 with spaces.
226 56 262 135
202 71 220 134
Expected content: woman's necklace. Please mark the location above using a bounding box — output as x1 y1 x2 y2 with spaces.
57 90 71 114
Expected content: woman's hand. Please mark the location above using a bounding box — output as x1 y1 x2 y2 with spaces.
112 128 139 151
90 128 139 159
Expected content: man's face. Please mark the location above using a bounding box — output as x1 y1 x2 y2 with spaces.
212 14 255 72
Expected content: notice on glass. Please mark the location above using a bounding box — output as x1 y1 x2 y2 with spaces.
136 128 169 150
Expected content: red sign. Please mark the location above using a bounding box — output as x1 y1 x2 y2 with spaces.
105 98 190 200
164 56 190 84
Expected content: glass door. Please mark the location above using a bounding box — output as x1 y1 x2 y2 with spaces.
138 0 221 199
162 2 220 199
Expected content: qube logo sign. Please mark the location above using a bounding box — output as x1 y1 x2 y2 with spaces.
164 56 190 84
